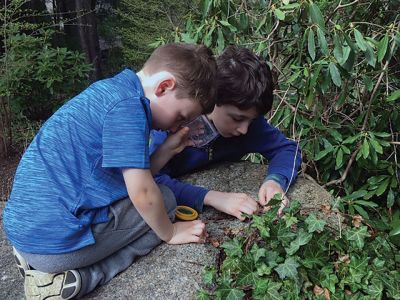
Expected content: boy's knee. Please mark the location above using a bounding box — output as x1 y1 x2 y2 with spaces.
158 184 176 216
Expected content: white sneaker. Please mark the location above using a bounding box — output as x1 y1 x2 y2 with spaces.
24 269 81 300
12 247 81 299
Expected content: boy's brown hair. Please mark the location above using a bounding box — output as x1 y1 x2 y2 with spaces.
216 46 274 115
143 43 217 114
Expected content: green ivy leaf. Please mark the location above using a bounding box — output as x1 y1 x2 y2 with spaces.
275 257 299 280
202 268 216 285
222 257 241 273
286 229 313 255
302 247 326 268
250 244 266 263
349 255 369 283
227 289 245 300
305 214 327 233
364 278 383 299
321 272 339 293
381 272 400 299
222 238 243 257
308 28 316 61
346 226 370 249
329 62 341 87
377 34 389 62
196 289 211 300
253 279 283 300
276 224 297 245
237 259 258 286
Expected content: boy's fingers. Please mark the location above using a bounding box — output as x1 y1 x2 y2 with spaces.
258 187 268 206
192 227 206 236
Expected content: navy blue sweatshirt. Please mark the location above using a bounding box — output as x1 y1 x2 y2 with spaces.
150 116 302 212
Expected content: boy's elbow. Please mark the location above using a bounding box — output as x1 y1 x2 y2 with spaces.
129 186 159 211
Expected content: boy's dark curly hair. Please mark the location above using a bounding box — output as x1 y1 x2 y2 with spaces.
216 46 274 115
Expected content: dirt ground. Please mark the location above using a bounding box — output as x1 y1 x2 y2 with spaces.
0 155 20 202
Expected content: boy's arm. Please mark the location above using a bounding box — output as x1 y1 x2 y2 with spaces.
155 173 209 212
123 168 174 241
156 173 259 220
249 117 302 190
123 168 207 244
245 117 301 210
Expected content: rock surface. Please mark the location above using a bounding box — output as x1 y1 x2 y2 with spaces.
0 162 333 299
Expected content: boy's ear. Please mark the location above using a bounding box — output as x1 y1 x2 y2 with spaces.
155 76 176 97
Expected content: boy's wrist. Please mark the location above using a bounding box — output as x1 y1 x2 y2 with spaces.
264 174 288 191
204 190 219 207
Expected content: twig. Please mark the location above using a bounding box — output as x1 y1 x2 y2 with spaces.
327 0 359 23
268 88 289 123
324 143 361 187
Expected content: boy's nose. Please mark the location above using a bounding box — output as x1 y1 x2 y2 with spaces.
237 124 248 135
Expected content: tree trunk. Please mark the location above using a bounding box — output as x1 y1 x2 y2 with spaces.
75 0 102 80
0 96 12 159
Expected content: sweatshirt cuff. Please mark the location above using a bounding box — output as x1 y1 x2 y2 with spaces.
264 173 289 191
191 188 208 213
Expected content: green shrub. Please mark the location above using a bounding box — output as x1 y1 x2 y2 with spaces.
172 0 400 212
1 0 92 154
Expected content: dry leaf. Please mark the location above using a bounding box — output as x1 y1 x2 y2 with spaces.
313 285 324 296
323 288 330 300
339 254 350 264
210 238 220 248
321 204 331 214
352 215 363 228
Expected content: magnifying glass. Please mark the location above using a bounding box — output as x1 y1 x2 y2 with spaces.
175 205 198 221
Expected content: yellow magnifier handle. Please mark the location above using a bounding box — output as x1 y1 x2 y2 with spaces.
175 205 198 221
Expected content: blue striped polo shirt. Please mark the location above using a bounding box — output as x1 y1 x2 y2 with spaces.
3 69 152 254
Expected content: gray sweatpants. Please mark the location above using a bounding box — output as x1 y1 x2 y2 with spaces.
19 184 176 297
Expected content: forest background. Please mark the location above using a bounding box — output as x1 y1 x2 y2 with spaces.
1 0 399 299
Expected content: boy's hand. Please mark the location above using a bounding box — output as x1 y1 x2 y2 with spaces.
167 220 208 244
258 180 289 216
150 127 193 175
163 127 194 155
204 191 258 221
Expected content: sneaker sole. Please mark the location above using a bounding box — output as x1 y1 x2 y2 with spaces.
25 269 81 300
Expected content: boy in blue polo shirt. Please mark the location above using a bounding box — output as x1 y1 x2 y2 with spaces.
3 43 217 299
150 46 302 220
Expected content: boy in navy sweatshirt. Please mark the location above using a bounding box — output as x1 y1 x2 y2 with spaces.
150 46 302 220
